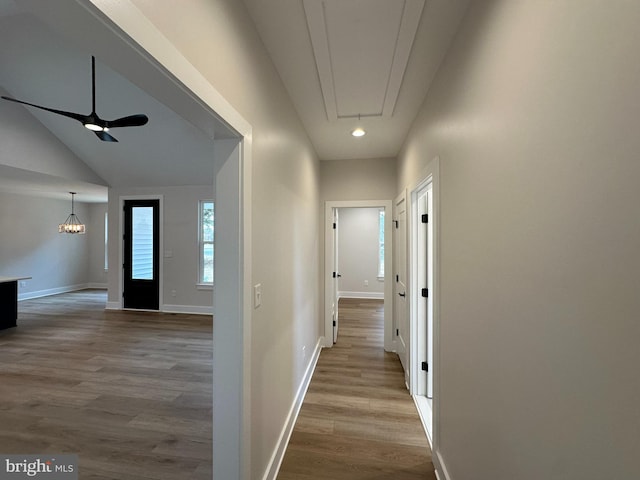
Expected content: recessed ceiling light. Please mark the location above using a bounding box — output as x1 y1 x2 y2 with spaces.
351 128 366 137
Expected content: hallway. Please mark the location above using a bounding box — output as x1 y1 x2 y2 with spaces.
277 298 433 479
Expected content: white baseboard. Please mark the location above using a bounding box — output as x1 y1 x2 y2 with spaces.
261 337 323 480
434 450 452 480
18 283 94 301
104 302 212 315
162 304 213 315
413 395 432 447
105 301 121 310
338 291 384 299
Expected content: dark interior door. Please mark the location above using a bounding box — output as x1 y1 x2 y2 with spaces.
123 199 159 310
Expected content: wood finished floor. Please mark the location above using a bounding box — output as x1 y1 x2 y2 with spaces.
0 290 212 480
277 298 434 480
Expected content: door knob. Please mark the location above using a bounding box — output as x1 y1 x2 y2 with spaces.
398 292 406 297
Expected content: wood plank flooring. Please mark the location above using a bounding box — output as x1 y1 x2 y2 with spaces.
0 290 212 480
277 298 434 480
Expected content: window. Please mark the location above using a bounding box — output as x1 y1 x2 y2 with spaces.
104 212 108 271
378 208 385 278
131 206 155 280
199 201 214 285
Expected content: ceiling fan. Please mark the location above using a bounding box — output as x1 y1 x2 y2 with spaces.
1 56 148 142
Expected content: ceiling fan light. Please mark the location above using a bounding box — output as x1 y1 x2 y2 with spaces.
351 128 366 137
84 122 104 131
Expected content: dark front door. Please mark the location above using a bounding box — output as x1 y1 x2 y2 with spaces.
123 199 159 310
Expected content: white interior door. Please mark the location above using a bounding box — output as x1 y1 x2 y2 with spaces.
394 194 408 377
426 189 433 398
416 186 434 398
332 208 340 343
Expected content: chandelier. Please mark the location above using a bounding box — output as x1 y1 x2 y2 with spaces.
58 192 86 234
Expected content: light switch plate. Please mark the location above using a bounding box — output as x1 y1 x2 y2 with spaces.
254 284 262 308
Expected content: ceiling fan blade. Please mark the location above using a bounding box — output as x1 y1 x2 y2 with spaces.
94 130 118 142
1 95 87 123
106 114 149 129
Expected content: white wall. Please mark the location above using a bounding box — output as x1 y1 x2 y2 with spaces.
87 202 108 288
0 191 96 298
106 1 322 476
398 1 640 479
321 157 397 201
107 185 214 312
338 208 383 298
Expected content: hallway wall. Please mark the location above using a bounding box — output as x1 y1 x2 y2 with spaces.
320 157 397 201
398 1 640 479
126 1 322 478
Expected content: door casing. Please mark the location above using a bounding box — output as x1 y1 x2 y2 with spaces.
324 200 393 350
394 191 409 383
408 156 440 448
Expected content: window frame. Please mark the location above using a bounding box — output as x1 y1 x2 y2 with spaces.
104 211 108 272
378 208 385 279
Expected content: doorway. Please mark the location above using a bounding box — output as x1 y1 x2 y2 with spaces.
324 200 393 350
409 159 439 446
394 192 408 383
123 198 160 310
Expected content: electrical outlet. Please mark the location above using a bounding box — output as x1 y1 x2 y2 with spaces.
19 281 26 288
364 280 369 286
171 289 177 297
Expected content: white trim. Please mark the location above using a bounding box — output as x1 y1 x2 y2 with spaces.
413 395 432 446
162 304 212 315
104 302 213 315
338 291 384 300
105 301 120 310
434 451 452 480
262 338 323 480
324 200 394 351
407 156 442 472
18 284 105 301
409 178 432 397
393 189 409 381
88 283 108 290
212 138 252 480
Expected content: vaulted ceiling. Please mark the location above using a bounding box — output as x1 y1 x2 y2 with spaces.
0 0 469 201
